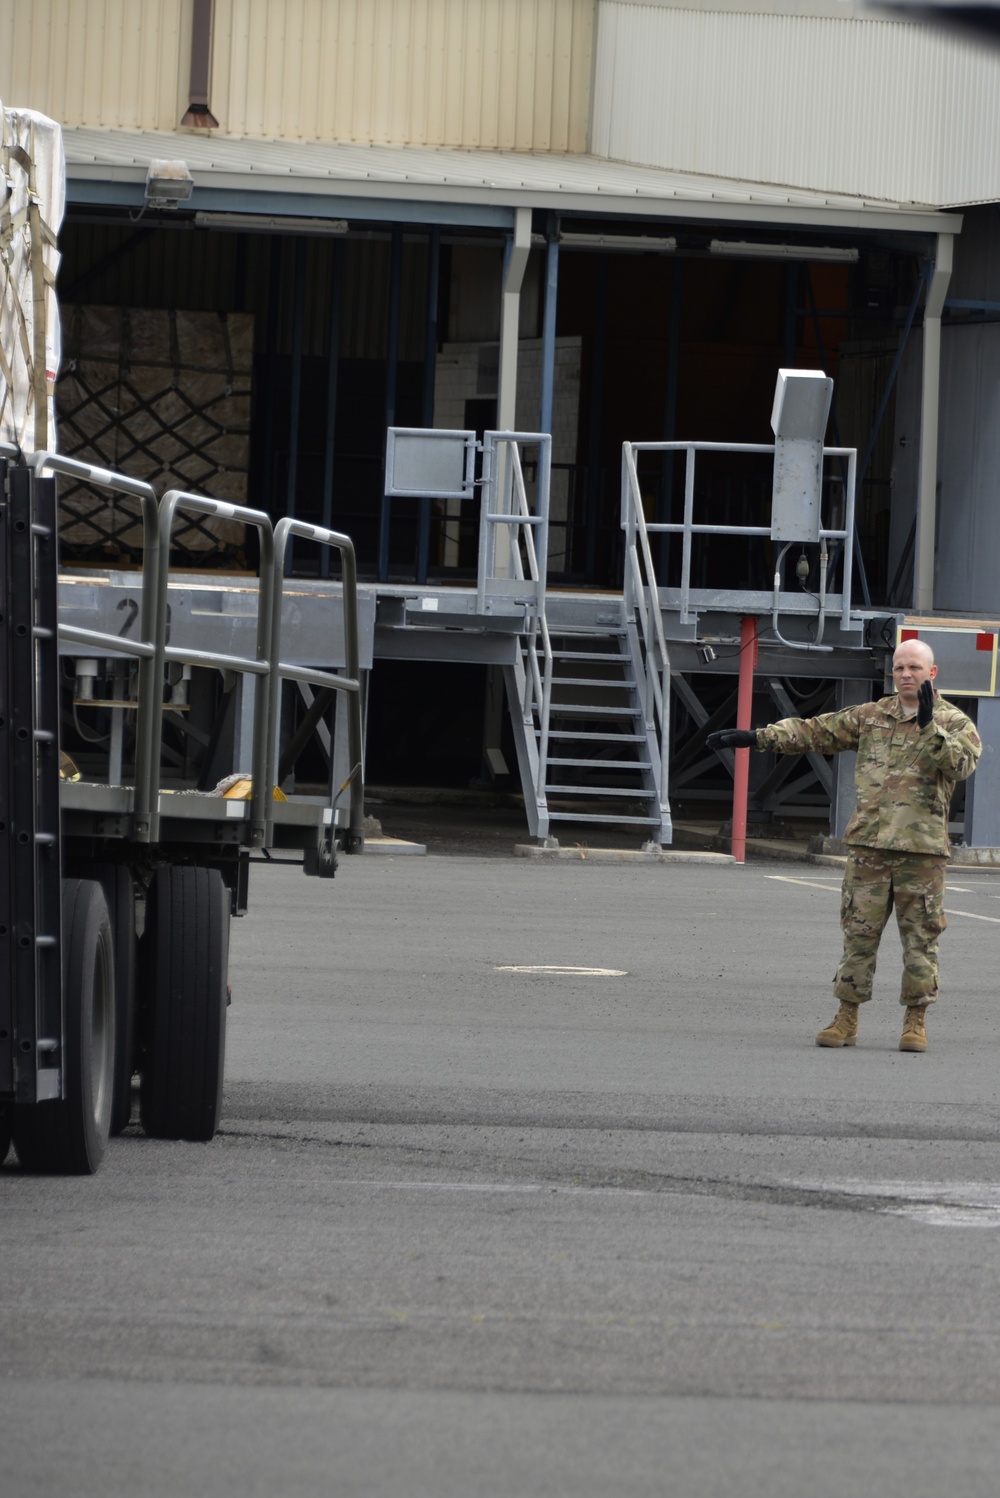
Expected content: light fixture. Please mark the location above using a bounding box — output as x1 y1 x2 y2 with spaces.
548 232 677 253
144 160 194 209
193 212 350 235
709 240 859 262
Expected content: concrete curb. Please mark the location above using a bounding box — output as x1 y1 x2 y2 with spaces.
362 836 427 855
810 836 1000 867
513 844 735 864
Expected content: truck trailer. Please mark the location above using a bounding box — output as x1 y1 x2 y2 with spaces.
0 108 365 1174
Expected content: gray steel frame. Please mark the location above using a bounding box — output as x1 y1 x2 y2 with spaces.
32 451 366 857
620 434 868 834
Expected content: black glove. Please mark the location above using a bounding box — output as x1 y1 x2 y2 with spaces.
706 729 758 752
917 680 935 729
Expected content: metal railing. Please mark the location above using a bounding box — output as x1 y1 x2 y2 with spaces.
29 452 162 841
621 446 672 823
31 452 365 854
267 517 364 851
620 438 859 836
476 431 551 614
622 440 857 629
478 432 553 828
146 489 277 846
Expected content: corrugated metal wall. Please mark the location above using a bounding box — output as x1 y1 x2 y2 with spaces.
592 1 1000 207
0 0 189 129
0 0 594 152
216 0 594 149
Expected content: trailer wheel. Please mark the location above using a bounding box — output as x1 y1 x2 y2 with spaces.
13 879 115 1174
77 863 138 1136
0 1107 11 1166
139 866 229 1142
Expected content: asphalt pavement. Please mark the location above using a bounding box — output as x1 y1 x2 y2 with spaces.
5 829 1000 1496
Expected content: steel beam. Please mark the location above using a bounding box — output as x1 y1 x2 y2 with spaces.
915 233 954 611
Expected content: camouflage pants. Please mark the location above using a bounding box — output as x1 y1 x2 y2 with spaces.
833 847 947 1007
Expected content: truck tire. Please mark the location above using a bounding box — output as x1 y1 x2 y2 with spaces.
139 866 229 1142
92 864 138 1136
13 878 116 1174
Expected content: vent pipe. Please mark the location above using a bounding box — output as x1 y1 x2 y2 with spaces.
181 0 219 129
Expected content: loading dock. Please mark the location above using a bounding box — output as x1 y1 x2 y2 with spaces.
52 131 965 829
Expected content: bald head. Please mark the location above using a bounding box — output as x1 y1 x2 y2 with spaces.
892 638 936 707
893 639 935 672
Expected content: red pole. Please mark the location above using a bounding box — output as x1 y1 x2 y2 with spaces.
731 615 758 864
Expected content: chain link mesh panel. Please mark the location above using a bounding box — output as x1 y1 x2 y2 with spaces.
55 305 253 567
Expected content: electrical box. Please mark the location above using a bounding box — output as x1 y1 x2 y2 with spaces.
769 368 833 544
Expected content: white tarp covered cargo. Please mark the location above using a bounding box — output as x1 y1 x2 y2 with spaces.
0 105 64 453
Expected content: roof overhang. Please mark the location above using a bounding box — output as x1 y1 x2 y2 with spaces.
62 127 963 239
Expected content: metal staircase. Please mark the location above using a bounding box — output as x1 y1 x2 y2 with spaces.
530 620 665 840
382 422 675 845
496 438 674 848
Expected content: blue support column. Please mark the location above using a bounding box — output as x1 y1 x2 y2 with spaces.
284 236 307 572
417 228 440 583
803 267 871 607
378 227 404 582
539 236 559 436
783 262 799 367
319 240 343 579
261 237 282 516
659 259 683 575
584 254 610 582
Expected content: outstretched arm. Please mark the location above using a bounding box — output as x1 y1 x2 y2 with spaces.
708 707 866 758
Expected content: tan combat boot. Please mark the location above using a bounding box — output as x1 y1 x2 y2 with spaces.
899 1005 928 1053
816 1000 859 1048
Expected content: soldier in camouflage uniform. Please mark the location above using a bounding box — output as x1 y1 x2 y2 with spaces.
707 639 981 1052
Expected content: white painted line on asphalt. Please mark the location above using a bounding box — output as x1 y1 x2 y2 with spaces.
494 964 628 976
768 875 1000 923
767 875 839 892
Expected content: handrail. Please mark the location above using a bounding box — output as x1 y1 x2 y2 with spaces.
143 490 275 845
621 445 672 817
267 518 365 853
44 457 368 858
624 440 856 629
506 444 553 820
478 434 553 831
620 436 859 836
476 430 551 614
33 450 162 842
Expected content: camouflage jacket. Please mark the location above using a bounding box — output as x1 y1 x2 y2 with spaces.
755 693 981 857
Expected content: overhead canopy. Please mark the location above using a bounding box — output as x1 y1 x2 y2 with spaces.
62 127 961 238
